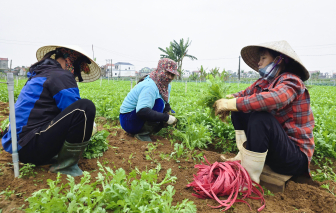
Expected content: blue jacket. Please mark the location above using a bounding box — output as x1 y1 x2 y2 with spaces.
2 59 80 153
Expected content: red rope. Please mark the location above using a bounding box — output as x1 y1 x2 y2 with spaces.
186 156 266 212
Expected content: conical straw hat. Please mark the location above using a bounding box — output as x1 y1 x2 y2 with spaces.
241 40 309 81
36 45 101 83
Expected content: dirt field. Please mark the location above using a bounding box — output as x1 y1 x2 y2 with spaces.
0 102 336 213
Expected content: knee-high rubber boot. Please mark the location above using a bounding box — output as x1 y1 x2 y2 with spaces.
49 141 89 177
134 121 163 142
220 130 246 161
241 142 268 184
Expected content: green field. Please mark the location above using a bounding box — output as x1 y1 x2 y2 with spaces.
1 78 335 161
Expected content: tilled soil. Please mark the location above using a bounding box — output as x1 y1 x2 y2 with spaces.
0 102 335 213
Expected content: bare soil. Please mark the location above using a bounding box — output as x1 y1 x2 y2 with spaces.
0 102 336 213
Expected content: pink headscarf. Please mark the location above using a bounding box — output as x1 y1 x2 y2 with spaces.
149 58 178 102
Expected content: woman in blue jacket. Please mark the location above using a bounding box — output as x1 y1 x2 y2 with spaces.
119 58 178 142
2 45 100 176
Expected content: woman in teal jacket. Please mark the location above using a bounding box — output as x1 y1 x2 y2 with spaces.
119 58 178 141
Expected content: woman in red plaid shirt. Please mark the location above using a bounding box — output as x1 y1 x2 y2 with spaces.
213 40 314 184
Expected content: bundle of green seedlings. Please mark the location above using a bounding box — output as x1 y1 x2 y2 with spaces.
83 130 110 159
198 76 231 122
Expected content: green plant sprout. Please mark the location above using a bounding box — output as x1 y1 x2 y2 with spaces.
0 186 15 200
19 163 37 179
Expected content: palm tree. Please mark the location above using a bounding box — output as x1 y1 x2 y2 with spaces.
219 68 230 81
198 65 207 81
158 38 197 79
210 67 220 78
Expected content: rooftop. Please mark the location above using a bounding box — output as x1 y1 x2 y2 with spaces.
115 62 134 66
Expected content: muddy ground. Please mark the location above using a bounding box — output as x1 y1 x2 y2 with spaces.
0 102 335 213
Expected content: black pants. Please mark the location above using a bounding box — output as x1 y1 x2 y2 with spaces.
231 111 308 176
19 99 96 165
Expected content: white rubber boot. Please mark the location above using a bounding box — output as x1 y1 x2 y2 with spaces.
241 142 268 184
220 130 246 161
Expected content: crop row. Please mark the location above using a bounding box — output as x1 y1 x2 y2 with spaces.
0 78 335 160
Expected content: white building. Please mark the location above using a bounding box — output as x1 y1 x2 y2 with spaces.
104 63 115 77
18 67 27 76
112 62 136 77
183 70 191 78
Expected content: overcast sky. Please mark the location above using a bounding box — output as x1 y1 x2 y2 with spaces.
1 0 336 74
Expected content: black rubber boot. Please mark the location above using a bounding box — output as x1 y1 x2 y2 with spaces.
40 155 58 165
134 131 152 142
49 141 89 177
134 121 164 142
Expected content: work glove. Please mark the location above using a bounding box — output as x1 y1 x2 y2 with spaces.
166 115 178 125
92 122 98 136
213 98 238 122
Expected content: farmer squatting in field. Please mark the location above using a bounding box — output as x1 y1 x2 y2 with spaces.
119 58 178 142
2 45 100 177
213 40 315 184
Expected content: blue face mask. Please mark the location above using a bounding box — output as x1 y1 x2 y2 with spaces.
258 56 283 81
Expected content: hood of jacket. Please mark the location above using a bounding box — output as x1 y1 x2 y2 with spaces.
28 58 63 78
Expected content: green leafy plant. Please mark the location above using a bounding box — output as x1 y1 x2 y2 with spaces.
0 186 15 200
312 160 336 182
170 143 186 161
83 130 110 159
128 153 135 168
145 143 158 161
190 151 205 162
321 183 335 195
0 118 9 136
19 163 37 179
198 75 231 118
262 186 274 196
160 153 170 161
173 122 211 150
25 162 196 212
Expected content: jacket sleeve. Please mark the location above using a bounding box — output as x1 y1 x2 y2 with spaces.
137 107 169 122
163 103 172 113
236 76 304 112
48 73 81 111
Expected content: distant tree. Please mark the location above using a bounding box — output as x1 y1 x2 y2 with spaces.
311 71 321 79
240 70 245 78
159 38 197 79
189 72 199 81
198 65 207 81
210 67 220 78
219 68 231 81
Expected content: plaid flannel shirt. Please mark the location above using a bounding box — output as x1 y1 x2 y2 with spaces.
233 72 315 171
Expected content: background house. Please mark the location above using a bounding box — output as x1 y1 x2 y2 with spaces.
18 67 27 76
191 70 200 77
104 63 115 77
138 67 152 77
112 62 136 77
183 70 191 78
0 58 8 72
